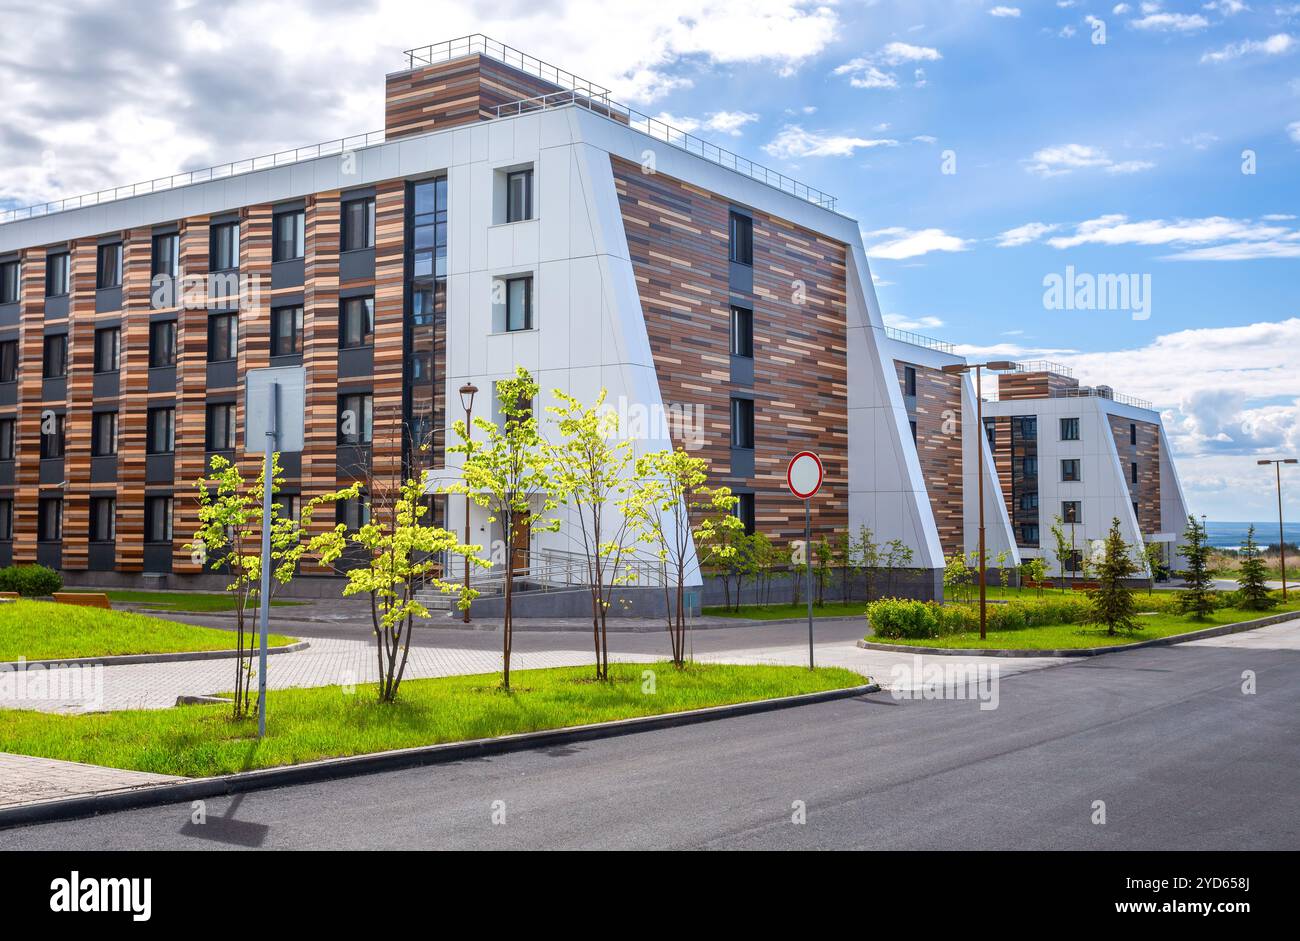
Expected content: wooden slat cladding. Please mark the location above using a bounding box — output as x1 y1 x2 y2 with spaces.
115 230 152 573
12 251 47 564
896 360 963 555
611 156 849 544
998 370 1078 401
371 181 406 483
172 217 210 574
385 54 565 139
991 416 1014 529
301 192 342 555
62 242 97 571
1109 415 1162 535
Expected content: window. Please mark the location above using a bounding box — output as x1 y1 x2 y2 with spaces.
1133 500 1139 519
1021 524 1039 545
209 222 240 271
1129 422 1137 446
0 261 19 304
276 495 301 523
734 493 756 535
45 253 69 297
206 403 236 451
1020 492 1039 511
730 306 753 358
1060 417 1080 441
90 496 116 542
1019 416 1038 439
336 496 371 530
38 497 62 542
1062 501 1082 524
984 419 997 450
42 334 67 379
149 320 177 367
1131 461 1139 484
208 312 237 362
909 420 918 444
337 393 373 445
152 233 179 279
271 306 303 356
0 418 14 460
94 327 120 373
0 498 11 540
1065 549 1084 573
506 169 533 223
91 411 118 456
147 407 175 454
1022 456 1038 477
730 397 755 449
1061 458 1081 482
904 365 917 397
505 277 532 332
96 243 123 290
0 340 17 382
272 210 305 262
145 496 173 543
40 413 65 459
342 197 376 252
411 177 448 279
340 297 374 348
729 211 753 265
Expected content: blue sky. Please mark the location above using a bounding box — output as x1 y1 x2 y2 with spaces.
0 0 1296 520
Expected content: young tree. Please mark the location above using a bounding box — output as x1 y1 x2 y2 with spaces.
750 531 777 607
1142 541 1165 596
188 453 343 719
1049 515 1071 591
1236 524 1277 611
310 475 481 702
734 533 759 610
1020 557 1049 598
445 367 560 690
857 526 880 602
695 487 747 611
813 538 833 607
544 387 640 679
944 552 972 604
994 549 1011 599
1088 517 1140 635
833 531 857 606
1177 514 1218 620
883 539 913 598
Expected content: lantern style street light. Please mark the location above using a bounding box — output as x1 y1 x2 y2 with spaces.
1256 457 1297 601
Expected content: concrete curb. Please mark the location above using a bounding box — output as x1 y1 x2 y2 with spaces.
857 610 1300 658
0 681 878 830
0 640 310 670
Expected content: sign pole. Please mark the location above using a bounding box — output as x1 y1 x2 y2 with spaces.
257 381 278 739
805 498 814 670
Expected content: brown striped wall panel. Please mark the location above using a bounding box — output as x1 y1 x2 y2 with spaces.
172 217 210 573
114 230 153 573
386 55 566 140
62 241 97 571
998 370 1078 401
371 180 407 485
300 192 342 558
896 360 964 555
13 251 47 564
1110 415 1162 535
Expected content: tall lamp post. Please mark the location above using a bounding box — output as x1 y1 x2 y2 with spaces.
942 360 1018 639
1257 457 1297 601
459 382 479 624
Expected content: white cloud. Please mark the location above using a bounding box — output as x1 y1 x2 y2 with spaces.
878 42 944 64
1183 131 1220 148
1113 3 1132 12
996 222 1060 246
865 227 971 259
1131 12 1211 30
1036 212 1300 259
988 6 1022 17
705 111 760 135
1023 143 1156 176
1105 159 1158 173
1289 120 1300 142
1202 0 1248 14
833 41 941 90
1201 33 1296 63
884 313 946 330
764 125 898 158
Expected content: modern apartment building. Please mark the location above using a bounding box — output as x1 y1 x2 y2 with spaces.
982 364 1190 576
0 35 948 598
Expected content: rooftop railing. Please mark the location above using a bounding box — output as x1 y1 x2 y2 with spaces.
496 90 838 211
402 34 612 101
1011 360 1075 378
883 326 956 354
983 385 1154 411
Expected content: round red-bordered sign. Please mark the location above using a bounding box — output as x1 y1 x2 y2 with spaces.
787 451 823 500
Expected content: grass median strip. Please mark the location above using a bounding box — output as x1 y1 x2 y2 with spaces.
0 662 864 777
64 590 303 614
0 600 297 661
704 603 868 620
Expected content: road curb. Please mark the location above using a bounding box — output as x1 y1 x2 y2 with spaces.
857 610 1300 657
0 680 878 830
0 640 310 670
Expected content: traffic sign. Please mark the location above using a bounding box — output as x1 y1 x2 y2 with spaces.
787 450 823 500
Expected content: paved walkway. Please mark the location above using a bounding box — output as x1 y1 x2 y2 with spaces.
0 753 182 809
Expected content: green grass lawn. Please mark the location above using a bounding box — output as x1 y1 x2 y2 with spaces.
868 602 1300 650
704 602 869 620
941 584 1177 602
64 589 303 613
0 662 865 777
0 600 297 661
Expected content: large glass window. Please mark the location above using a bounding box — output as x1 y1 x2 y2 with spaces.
729 211 753 266
151 233 179 278
730 306 753 358
1061 459 1081 482
90 496 116 542
411 178 447 279
42 334 67 378
149 320 177 367
209 222 240 271
734 493 756 535
337 393 373 445
0 261 19 304
208 312 237 362
91 411 118 456
730 397 755 449
145 496 173 543
340 297 374 348
97 243 123 289
271 306 303 356
206 402 236 451
505 277 532 332
147 407 175 454
0 340 17 382
45 253 69 297
94 327 120 373
40 414 65 459
0 498 12 540
336 495 371 529
342 197 376 252
1060 417 1080 441
1062 500 1082 524
506 169 533 223
904 365 917 397
272 210 305 262
0 417 14 460
38 497 62 542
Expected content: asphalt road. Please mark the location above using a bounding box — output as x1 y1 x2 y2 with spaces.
2 634 1297 850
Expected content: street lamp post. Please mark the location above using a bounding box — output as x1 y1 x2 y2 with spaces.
943 360 1017 639
1257 457 1297 601
459 382 479 623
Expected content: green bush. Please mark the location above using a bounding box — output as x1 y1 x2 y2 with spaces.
0 564 63 597
866 598 940 639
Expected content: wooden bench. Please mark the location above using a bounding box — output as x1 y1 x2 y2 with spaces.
53 592 112 609
1070 582 1101 591
0 591 17 602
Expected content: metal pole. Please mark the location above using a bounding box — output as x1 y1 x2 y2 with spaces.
805 499 814 669
463 397 473 623
257 382 277 739
976 366 987 640
1279 462 1288 602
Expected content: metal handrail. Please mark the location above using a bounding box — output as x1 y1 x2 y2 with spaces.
1011 360 1075 378
496 90 838 212
884 326 956 354
402 34 612 101
0 131 387 226
982 386 1154 411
